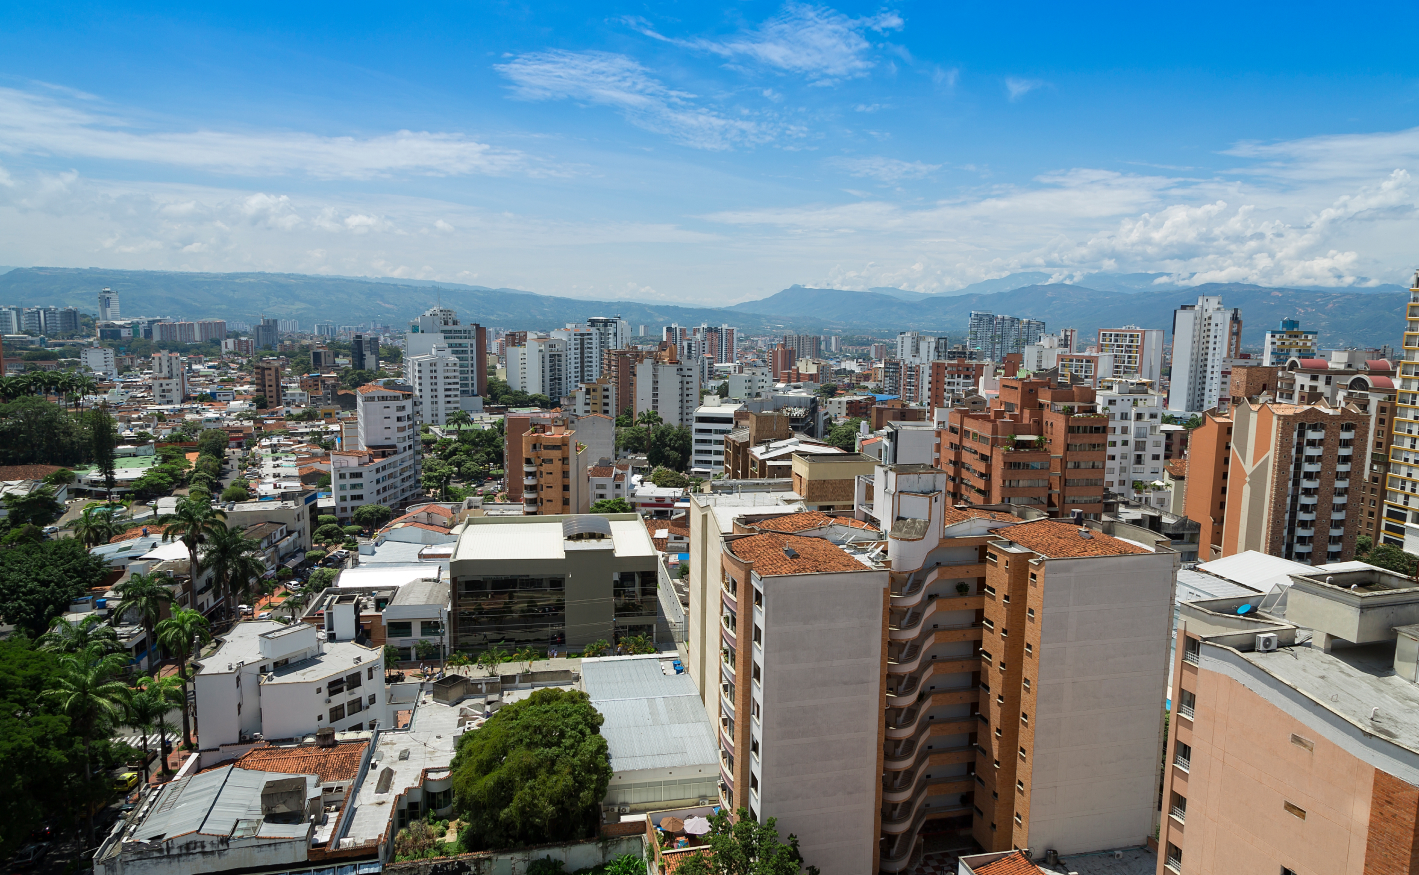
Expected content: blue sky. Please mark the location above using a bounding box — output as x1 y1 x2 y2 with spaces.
3 1 1419 303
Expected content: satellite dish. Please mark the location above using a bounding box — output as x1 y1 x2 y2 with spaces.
1237 604 1253 615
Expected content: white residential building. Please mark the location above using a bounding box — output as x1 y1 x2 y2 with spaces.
193 621 387 748
584 316 630 354
634 356 701 427
727 368 772 400
1168 295 1243 412
404 344 463 426
331 384 421 521
405 307 487 409
1097 377 1167 499
690 399 741 475
551 326 604 389
98 288 120 321
1096 326 1165 382
150 351 186 405
82 346 118 379
508 337 569 399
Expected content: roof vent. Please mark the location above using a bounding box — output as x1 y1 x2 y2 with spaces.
783 547 799 559
1078 528 1092 539
316 727 337 748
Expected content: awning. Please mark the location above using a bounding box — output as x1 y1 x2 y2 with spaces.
283 556 303 569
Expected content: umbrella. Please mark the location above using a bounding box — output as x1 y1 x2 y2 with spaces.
683 816 711 836
659 816 685 835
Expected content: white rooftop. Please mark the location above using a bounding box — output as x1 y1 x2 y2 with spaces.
337 565 444 588
340 697 461 847
582 655 718 776
453 516 655 563
1197 550 1313 593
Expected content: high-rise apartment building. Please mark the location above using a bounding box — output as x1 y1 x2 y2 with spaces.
698 324 737 364
151 352 187 405
1383 274 1419 546
351 333 380 372
606 349 651 417
695 467 1178 873
1262 317 1319 366
504 411 613 504
925 359 988 410
1167 296 1243 412
1055 351 1115 387
580 316 629 359
1097 377 1167 497
39 306 80 336
508 337 568 400
781 334 822 360
330 383 421 521
313 322 336 337
690 399 740 474
98 288 120 321
570 378 616 417
197 320 227 342
895 331 947 365
82 347 117 379
406 307 488 403
1096 326 1164 382
967 311 1046 362
768 344 795 382
1161 564 1419 875
404 344 463 426
255 317 279 350
633 352 701 427
156 321 199 343
518 415 591 515
551 325 603 389
254 361 283 409
937 376 1109 518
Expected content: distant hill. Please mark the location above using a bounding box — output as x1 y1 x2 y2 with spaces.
731 282 1406 348
0 267 787 333
0 266 1404 348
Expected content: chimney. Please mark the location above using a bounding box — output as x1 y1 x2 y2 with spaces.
316 727 337 748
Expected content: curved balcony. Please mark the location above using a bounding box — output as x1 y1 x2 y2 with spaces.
721 651 736 679
718 723 735 757
523 476 538 487
720 689 735 718
891 564 987 611
889 594 985 641
887 656 979 707
883 739 975 774
880 776 974 831
886 688 982 740
720 616 737 646
721 587 737 614
718 757 735 792
523 464 537 473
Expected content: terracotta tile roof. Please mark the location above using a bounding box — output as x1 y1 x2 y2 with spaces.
588 466 615 478
233 740 369 784
660 848 711 875
643 519 689 552
727 532 870 575
973 851 1043 875
0 464 65 481
1165 458 1187 479
754 510 878 534
941 506 1027 527
389 521 452 534
110 526 169 544
996 519 1149 559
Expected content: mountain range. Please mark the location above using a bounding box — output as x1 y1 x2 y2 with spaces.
0 266 1404 349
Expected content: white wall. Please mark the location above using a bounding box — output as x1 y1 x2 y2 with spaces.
758 568 887 875
1026 551 1175 854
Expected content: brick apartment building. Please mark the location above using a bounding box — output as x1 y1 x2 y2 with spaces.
937 376 1109 518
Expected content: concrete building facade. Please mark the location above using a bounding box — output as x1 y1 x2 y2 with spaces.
1168 296 1243 413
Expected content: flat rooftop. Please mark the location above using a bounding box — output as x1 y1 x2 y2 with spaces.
1244 641 1419 754
340 696 461 847
453 514 655 563
582 656 718 775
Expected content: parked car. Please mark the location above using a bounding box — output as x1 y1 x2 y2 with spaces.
8 843 48 870
112 771 140 793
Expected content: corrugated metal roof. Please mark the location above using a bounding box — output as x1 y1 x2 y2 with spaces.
1175 568 1262 603
133 765 317 843
583 658 717 774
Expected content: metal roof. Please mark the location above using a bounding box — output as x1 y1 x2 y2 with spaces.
1197 550 1312 593
133 765 316 843
582 657 717 775
563 514 613 539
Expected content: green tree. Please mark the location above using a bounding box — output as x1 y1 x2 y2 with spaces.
45 647 131 847
313 523 345 544
478 643 509 676
826 418 863 451
620 634 656 655
635 410 663 453
353 503 394 532
221 483 250 502
90 403 119 499
124 683 165 785
163 496 227 604
113 572 174 671
155 607 212 748
673 808 820 875
203 524 268 610
590 498 633 514
451 688 612 850
72 503 121 548
41 613 120 655
582 639 610 658
422 459 456 500
134 675 183 775
3 485 64 528
648 425 692 472
43 467 75 487
384 644 402 666
308 567 339 590
649 467 691 489
0 538 110 637
1359 543 1418 576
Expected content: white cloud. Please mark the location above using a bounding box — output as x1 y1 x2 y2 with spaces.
1005 78 1046 102
828 156 940 182
0 87 531 179
631 3 903 85
495 50 784 150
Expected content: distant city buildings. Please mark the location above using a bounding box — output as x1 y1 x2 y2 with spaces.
966 310 1046 361
97 288 120 321
1096 325 1164 382
1262 317 1319 366
1168 295 1243 412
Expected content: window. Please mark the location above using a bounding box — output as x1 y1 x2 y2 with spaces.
387 621 413 638
1178 689 1196 720
329 704 346 722
1016 779 1024 793
1019 747 1027 761
1175 741 1191 771
1022 678 1030 692
1170 792 1186 823
1165 842 1182 872
368 667 376 680
1024 643 1033 657
369 693 376 705
1183 637 1201 665
421 621 444 637
349 697 364 714
347 671 362 689
1014 812 1022 826
327 677 346 696
1283 801 1306 820
1026 608 1035 621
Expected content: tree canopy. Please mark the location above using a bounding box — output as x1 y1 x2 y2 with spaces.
1355 535 1418 576
826 418 863 451
451 688 612 850
674 808 820 875
647 425 693 472
590 498 633 514
0 538 111 637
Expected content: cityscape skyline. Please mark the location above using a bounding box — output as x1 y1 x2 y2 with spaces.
3 3 1419 303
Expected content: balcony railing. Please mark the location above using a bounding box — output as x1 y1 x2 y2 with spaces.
1170 805 1186 823
1174 754 1190 771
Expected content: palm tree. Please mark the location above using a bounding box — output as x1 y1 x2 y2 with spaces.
135 675 184 776
155 608 211 749
114 573 175 672
279 589 310 623
163 497 226 608
45 648 131 847
447 409 472 428
41 613 120 656
636 409 663 452
72 503 121 548
71 373 98 409
125 685 165 786
203 524 267 613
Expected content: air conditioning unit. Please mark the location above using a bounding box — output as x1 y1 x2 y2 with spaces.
325 697 332 703
1256 633 1279 653
618 805 629 815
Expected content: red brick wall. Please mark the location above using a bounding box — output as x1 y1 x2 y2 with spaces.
1365 770 1419 874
